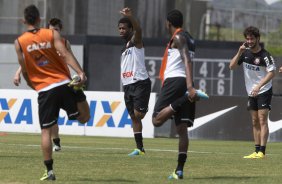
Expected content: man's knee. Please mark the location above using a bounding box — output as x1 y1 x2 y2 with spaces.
152 113 163 127
134 110 146 120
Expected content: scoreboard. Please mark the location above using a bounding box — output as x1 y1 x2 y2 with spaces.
145 57 233 96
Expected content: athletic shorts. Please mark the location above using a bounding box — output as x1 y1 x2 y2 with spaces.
38 84 86 129
153 77 195 127
123 78 151 117
247 88 272 111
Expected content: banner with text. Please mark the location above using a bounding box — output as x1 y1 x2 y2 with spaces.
0 89 156 138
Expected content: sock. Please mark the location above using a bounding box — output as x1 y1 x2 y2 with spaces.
134 132 144 152
176 153 187 172
44 159 53 172
170 95 189 112
53 138 61 147
255 144 260 153
260 146 266 155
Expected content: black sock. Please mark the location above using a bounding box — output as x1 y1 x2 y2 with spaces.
255 144 260 153
260 146 266 154
44 159 53 172
170 95 189 112
134 133 144 152
53 138 61 147
176 153 187 171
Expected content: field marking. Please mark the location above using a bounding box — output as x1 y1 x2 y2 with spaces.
0 142 279 156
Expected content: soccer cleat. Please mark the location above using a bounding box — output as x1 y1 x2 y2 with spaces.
186 89 209 100
128 149 145 156
40 170 56 181
243 152 258 159
254 151 265 159
168 170 183 180
68 75 84 91
53 145 61 152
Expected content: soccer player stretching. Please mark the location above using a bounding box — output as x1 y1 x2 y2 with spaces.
118 7 151 156
14 5 90 180
152 10 198 179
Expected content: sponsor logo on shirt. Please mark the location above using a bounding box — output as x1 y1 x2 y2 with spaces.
122 71 133 78
245 63 260 71
27 42 51 52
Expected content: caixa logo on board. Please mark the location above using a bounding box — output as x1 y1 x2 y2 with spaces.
0 98 132 128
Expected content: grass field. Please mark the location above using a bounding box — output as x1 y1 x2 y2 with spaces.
0 133 282 184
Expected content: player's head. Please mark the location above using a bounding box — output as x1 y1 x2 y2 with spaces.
24 4 40 26
48 18 63 32
118 17 133 40
166 9 183 29
243 26 260 48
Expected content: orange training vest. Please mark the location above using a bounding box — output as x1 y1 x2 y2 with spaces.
17 28 71 91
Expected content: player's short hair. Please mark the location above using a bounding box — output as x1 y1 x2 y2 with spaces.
167 9 183 28
24 4 40 25
244 26 260 38
48 18 63 30
118 17 133 29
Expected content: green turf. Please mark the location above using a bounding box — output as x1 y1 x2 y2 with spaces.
0 133 281 184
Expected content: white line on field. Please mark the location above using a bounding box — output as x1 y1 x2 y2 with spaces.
0 142 279 155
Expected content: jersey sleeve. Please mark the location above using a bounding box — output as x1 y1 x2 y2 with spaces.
264 51 276 72
237 52 244 65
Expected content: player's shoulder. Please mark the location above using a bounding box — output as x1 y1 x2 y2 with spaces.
260 48 272 56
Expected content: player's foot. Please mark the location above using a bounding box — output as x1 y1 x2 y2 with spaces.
53 145 61 152
243 152 258 159
40 170 56 181
68 75 84 91
254 151 265 159
186 89 209 99
168 170 183 180
128 149 145 156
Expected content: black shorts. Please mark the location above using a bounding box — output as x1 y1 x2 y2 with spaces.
247 88 272 111
38 84 86 129
123 78 151 117
153 77 195 127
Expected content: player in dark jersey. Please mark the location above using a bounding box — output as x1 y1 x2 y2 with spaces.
118 7 151 156
230 26 276 159
152 9 198 180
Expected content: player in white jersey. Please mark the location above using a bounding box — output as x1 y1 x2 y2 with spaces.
152 9 198 180
230 26 276 159
118 7 151 156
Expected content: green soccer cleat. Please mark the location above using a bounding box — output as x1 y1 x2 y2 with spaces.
128 149 145 156
168 170 183 180
68 75 84 91
40 170 56 181
243 152 258 159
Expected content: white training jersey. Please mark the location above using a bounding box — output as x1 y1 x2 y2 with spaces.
164 31 196 80
238 48 276 96
120 43 149 85
165 49 186 79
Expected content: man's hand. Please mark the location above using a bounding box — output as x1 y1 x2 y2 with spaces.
120 7 132 17
187 87 198 102
13 73 21 86
251 85 260 97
